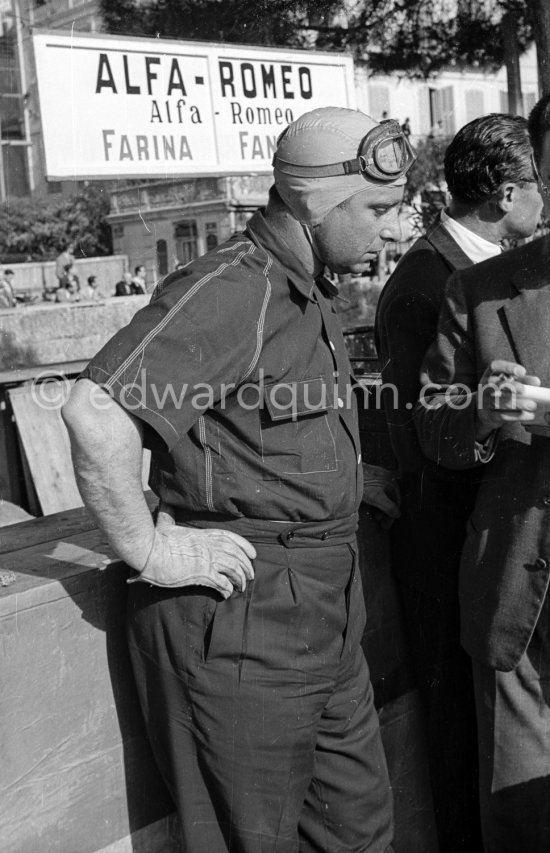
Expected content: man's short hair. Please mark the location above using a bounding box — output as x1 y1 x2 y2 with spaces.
4 269 13 276
444 113 534 206
528 94 550 166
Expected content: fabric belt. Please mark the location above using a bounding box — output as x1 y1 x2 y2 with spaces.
172 510 358 548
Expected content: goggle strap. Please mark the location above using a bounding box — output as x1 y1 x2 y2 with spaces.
272 155 358 178
273 154 404 179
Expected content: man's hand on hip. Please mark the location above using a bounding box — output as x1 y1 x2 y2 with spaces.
361 463 401 530
128 504 256 598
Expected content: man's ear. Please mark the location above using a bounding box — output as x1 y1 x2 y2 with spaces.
496 181 517 213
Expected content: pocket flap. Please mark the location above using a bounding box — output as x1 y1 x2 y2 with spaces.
264 377 331 421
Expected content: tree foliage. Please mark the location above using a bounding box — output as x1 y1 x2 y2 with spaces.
405 137 447 199
100 0 341 48
100 0 535 80
403 137 449 228
0 185 113 261
343 1 534 79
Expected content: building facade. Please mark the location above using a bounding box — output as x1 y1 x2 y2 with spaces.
108 174 272 277
356 58 540 139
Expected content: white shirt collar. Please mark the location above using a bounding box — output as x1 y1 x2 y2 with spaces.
440 209 502 264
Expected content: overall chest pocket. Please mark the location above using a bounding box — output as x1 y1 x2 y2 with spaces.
259 377 339 478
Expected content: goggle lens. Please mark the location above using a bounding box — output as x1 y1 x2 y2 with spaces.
373 135 409 175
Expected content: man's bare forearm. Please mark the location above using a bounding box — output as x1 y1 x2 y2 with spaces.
62 379 155 572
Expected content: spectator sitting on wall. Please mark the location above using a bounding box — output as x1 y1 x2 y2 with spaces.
68 278 80 302
115 271 134 296
55 279 80 303
81 275 100 301
0 269 16 308
401 117 411 138
55 267 81 303
131 265 147 294
55 284 71 303
59 263 80 292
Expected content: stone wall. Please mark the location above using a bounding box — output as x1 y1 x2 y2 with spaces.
0 296 149 372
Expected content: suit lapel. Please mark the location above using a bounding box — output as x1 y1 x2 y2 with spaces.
425 219 473 272
503 260 550 381
503 289 550 382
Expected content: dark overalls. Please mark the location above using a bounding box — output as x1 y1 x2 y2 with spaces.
83 208 394 852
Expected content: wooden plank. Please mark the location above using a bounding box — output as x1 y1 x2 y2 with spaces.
8 381 83 514
0 500 33 527
0 505 95 554
0 359 89 385
7 382 151 516
0 527 121 611
0 492 157 556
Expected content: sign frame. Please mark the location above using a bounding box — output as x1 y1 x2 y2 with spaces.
32 30 356 181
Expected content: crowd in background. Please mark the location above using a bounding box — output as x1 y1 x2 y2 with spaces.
0 242 155 308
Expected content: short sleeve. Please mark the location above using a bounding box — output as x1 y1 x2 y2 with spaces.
80 259 268 450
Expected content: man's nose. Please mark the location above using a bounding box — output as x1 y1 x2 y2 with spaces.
379 208 402 242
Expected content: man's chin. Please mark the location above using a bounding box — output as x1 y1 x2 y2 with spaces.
347 259 378 275
328 253 380 276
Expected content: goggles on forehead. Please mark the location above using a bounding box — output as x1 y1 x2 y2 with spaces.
273 119 416 183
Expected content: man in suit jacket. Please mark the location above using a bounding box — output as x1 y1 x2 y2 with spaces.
414 96 550 851
114 271 134 297
131 264 147 294
376 114 542 851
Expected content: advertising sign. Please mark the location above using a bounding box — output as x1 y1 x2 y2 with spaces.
33 32 355 180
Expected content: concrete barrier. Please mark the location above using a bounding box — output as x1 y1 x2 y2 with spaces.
0 296 149 373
